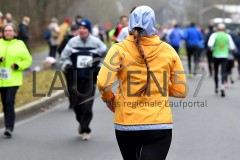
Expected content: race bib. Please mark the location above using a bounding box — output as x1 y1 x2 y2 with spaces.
76 55 93 68
0 68 11 80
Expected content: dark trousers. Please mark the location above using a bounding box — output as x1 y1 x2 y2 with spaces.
226 59 234 83
49 43 58 58
186 45 199 74
115 129 172 160
206 49 213 76
64 71 74 108
0 86 19 131
226 59 234 75
213 58 227 90
72 78 96 134
235 56 240 76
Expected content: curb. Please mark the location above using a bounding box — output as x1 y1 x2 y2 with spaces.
0 90 65 124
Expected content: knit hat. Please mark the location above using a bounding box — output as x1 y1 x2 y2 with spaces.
78 18 92 33
128 6 156 36
64 18 71 24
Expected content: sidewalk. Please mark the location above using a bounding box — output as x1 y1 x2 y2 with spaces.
31 48 49 70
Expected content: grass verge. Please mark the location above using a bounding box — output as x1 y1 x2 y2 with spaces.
0 70 66 112
179 47 187 57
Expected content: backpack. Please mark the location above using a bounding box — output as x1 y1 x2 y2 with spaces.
44 29 51 40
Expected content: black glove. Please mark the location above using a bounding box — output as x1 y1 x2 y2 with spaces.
13 63 19 70
0 57 4 62
65 64 74 72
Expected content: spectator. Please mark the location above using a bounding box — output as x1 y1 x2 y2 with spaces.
73 15 83 25
48 18 60 58
0 11 4 30
58 18 71 45
18 16 31 52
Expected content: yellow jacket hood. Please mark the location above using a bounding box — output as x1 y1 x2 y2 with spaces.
122 35 163 64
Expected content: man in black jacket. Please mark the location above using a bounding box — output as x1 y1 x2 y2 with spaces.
18 16 31 52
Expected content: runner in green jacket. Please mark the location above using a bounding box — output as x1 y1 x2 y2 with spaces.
0 23 32 137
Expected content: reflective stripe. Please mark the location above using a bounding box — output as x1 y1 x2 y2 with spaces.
114 124 173 131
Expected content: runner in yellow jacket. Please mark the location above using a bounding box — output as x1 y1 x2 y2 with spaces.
97 6 187 160
0 23 32 137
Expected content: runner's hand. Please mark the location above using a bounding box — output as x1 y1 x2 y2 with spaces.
11 63 19 70
105 95 115 113
0 57 5 62
65 64 74 72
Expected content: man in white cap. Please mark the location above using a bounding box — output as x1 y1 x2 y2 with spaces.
208 23 236 97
